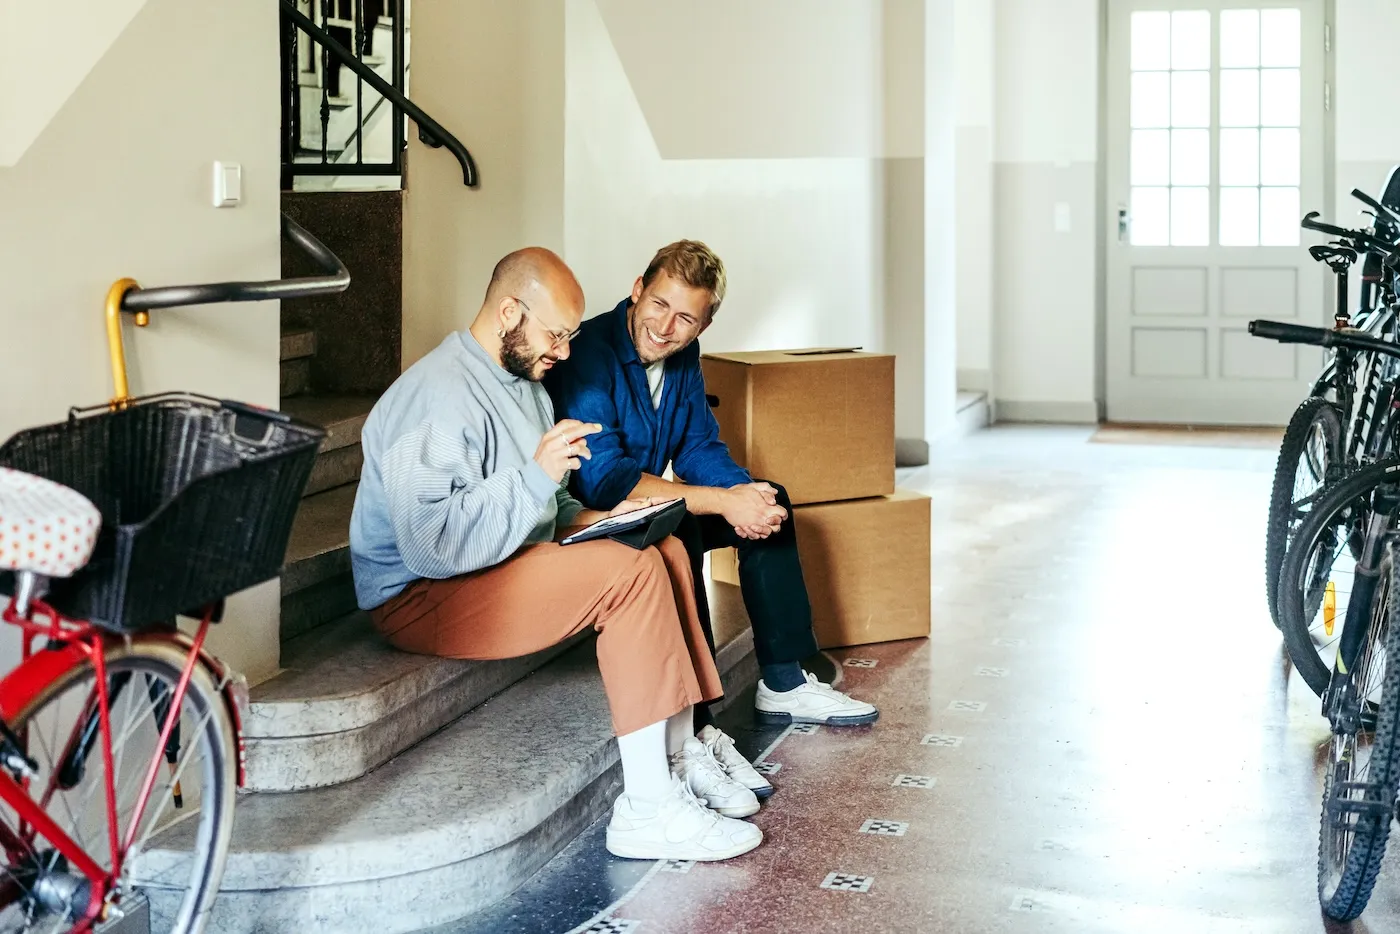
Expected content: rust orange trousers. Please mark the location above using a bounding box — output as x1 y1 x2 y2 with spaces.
369 535 723 736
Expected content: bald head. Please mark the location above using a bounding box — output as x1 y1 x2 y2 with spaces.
470 247 586 381
482 247 584 315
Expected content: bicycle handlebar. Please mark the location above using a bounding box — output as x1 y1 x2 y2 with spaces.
1301 212 1397 254
1351 188 1400 231
1249 319 1400 360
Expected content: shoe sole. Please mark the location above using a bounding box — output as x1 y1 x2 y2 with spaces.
712 799 761 818
754 708 880 727
750 784 775 800
606 829 763 862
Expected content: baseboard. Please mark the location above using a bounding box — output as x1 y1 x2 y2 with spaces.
994 399 1101 424
895 437 930 467
956 368 992 393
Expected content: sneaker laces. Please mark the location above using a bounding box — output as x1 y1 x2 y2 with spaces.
801 671 849 698
703 729 748 771
668 777 721 825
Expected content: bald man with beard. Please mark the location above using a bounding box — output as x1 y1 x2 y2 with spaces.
349 248 764 862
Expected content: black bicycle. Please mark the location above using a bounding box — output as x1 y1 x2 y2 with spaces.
1264 181 1400 629
1254 320 1400 922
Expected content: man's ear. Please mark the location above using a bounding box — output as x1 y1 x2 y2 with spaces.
498 295 520 333
630 276 645 304
698 313 714 336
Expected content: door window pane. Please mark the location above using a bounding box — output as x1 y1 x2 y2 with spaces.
1171 187 1209 246
1220 70 1260 126
1171 129 1210 186
1261 69 1301 126
1219 128 1259 187
1220 9 1259 68
1171 11 1211 70
1132 130 1171 185
1261 187 1301 245
1171 71 1211 127
1131 187 1171 246
1260 8 1301 67
1220 187 1260 246
1132 72 1171 128
1132 11 1172 70
1260 128 1300 186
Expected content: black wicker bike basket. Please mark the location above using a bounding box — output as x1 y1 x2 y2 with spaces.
0 393 324 631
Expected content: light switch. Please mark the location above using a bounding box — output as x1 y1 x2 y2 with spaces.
1053 202 1071 233
213 161 242 208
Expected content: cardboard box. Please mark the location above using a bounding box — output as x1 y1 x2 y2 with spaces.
700 348 895 505
709 490 931 649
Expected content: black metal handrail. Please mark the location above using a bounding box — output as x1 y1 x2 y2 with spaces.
121 214 350 312
279 0 478 188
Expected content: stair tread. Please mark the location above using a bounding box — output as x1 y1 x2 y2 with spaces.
282 393 376 452
283 484 355 593
248 611 472 737
280 327 317 363
150 638 621 889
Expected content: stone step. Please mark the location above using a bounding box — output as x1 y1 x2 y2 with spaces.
956 390 991 436
279 357 311 398
244 611 585 791
280 327 316 363
144 607 758 934
283 394 375 496
281 483 356 642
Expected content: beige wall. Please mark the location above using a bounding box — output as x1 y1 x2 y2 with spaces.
0 0 283 682
0 0 150 166
401 0 566 367
991 0 1101 422
563 0 886 356
592 0 923 160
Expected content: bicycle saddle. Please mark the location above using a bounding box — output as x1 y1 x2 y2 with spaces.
1309 244 1358 265
0 468 101 578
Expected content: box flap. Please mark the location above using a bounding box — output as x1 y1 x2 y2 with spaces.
702 347 887 365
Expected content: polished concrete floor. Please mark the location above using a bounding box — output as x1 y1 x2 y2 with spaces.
434 424 1400 934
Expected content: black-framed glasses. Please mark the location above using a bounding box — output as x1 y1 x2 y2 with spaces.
513 296 580 350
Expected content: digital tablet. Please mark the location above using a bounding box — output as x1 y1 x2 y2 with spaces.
560 497 687 548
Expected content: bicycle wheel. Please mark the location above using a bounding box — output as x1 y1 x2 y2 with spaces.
0 641 235 934
1277 461 1400 697
1319 548 1400 921
1266 397 1344 627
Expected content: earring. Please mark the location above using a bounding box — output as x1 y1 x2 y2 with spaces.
497 326 506 338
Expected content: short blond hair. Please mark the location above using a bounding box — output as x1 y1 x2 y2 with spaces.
642 240 727 318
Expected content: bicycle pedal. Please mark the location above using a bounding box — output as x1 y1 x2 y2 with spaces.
1325 780 1394 821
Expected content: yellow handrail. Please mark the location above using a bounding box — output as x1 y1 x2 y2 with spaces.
104 278 148 405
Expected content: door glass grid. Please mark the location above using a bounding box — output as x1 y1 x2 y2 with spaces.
1128 7 1303 248
1218 7 1301 246
1130 10 1211 245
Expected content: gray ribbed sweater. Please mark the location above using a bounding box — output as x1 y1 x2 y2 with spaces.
349 330 583 610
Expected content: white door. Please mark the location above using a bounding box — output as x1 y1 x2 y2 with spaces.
1106 0 1328 425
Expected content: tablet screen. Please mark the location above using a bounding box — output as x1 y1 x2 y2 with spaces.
574 498 683 536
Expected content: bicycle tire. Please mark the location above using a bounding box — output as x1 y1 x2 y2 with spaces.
1266 397 1344 628
1318 555 1400 920
1277 461 1400 696
0 641 235 934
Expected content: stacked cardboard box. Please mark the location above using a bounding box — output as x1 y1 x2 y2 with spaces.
700 348 931 649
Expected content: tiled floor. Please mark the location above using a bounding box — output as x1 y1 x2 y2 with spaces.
430 425 1400 933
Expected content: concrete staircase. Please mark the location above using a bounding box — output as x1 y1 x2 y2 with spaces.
140 191 762 932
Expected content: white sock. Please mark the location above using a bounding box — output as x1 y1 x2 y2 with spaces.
616 719 672 803
665 705 695 755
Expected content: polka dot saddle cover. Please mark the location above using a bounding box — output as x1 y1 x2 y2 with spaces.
0 468 101 578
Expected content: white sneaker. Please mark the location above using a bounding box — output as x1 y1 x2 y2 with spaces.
755 672 879 726
606 778 763 861
698 725 774 800
670 737 760 817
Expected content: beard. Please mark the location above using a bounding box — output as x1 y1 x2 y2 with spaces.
501 319 544 380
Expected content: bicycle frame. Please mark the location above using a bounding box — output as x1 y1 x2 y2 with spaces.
0 598 242 929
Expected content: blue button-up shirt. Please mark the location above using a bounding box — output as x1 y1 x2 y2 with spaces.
545 299 751 510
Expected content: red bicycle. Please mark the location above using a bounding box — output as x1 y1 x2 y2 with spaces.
0 394 321 933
